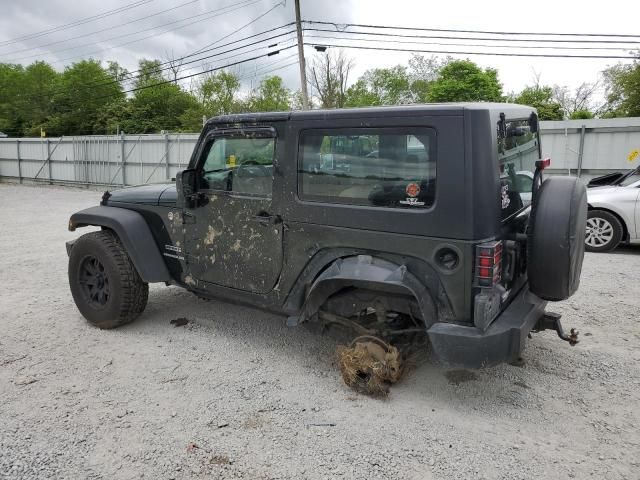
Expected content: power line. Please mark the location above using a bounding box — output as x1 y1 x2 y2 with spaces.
304 42 638 60
190 1 285 56
18 37 296 109
57 30 296 99
303 20 640 40
1 0 199 57
100 45 297 100
5 0 262 64
302 26 640 46
303 31 639 52
12 25 296 105
0 0 155 47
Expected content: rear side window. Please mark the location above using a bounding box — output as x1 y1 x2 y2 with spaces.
498 118 540 218
298 127 436 208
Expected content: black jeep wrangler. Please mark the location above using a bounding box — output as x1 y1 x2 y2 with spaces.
67 103 587 368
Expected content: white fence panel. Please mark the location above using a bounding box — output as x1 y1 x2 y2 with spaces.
0 120 638 186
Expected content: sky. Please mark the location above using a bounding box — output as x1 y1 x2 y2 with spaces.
0 0 638 102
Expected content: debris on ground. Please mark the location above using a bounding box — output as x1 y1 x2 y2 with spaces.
208 454 231 465
186 443 199 453
336 335 403 397
13 376 38 386
445 369 478 386
170 317 190 327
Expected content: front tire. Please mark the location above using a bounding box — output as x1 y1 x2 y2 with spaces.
68 230 148 329
585 210 623 253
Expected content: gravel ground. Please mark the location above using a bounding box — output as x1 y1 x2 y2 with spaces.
1 183 639 480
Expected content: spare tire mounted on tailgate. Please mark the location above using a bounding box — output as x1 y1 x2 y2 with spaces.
528 176 588 301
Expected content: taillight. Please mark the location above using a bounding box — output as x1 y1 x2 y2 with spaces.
475 241 502 287
473 240 504 330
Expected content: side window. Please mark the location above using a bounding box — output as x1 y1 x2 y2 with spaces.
498 118 540 218
298 127 436 208
200 134 275 197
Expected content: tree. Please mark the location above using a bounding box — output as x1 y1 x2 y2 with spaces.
0 62 61 136
345 66 412 107
45 60 122 136
602 59 640 117
510 85 563 120
135 59 164 87
0 63 27 136
552 82 600 119
308 50 353 108
569 109 595 120
106 61 129 84
408 54 451 102
124 82 198 133
198 70 241 115
179 71 242 131
426 60 503 102
245 76 291 112
344 79 382 107
164 51 185 85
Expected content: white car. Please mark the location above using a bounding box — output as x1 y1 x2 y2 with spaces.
585 167 640 252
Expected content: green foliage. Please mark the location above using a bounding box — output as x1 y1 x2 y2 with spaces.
344 79 382 107
245 76 291 112
569 109 595 120
510 85 563 120
179 71 242 132
45 60 124 136
135 59 164 88
0 63 27 135
0 62 61 136
603 60 640 117
345 66 412 107
124 82 198 133
427 60 503 102
408 54 451 103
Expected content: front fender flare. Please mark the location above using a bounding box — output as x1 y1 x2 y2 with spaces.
297 255 437 327
68 205 171 283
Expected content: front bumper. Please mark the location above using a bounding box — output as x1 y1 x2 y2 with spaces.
427 289 547 368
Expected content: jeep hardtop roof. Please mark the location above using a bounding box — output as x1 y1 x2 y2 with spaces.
205 103 536 126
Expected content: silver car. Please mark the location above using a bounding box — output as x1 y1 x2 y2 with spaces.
585 167 640 252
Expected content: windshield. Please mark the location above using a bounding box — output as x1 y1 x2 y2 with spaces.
619 169 640 187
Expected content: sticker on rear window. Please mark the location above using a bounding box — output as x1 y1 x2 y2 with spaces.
501 184 511 209
400 182 425 206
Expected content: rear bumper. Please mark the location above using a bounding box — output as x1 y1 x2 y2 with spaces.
427 289 546 368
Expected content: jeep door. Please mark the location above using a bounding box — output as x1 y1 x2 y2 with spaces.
183 127 283 293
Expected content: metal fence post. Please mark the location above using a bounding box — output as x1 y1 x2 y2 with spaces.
120 132 126 186
46 138 52 184
16 140 22 183
165 133 170 180
577 124 586 178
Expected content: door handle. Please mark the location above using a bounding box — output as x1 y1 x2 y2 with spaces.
252 213 281 225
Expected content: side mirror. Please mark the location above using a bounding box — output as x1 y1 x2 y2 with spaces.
176 169 197 207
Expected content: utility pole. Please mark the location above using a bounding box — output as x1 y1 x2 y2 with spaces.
294 0 309 109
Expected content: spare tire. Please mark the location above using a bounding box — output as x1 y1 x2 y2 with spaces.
528 176 587 301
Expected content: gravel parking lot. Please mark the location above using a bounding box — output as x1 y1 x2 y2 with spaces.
1 183 639 480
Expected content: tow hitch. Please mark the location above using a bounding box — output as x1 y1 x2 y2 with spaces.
533 312 579 346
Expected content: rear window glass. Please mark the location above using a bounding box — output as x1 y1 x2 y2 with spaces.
298 127 436 208
498 118 540 218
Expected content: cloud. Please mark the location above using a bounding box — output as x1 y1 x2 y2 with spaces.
0 0 632 98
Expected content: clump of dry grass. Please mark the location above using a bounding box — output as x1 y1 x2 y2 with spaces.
336 336 403 397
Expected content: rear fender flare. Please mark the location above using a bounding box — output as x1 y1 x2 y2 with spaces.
68 206 171 283
298 255 437 327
